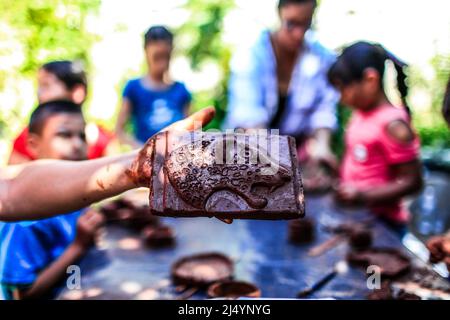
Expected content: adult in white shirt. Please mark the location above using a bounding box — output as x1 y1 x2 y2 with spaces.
224 0 339 169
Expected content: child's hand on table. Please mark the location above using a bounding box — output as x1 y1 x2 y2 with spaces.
74 209 105 250
306 138 338 174
335 184 365 206
426 235 450 271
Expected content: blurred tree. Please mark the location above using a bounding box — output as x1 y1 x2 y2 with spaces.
0 0 100 75
177 0 234 71
410 53 450 148
176 0 235 129
332 103 352 159
0 0 101 143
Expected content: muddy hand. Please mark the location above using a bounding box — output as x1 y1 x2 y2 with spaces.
127 107 216 188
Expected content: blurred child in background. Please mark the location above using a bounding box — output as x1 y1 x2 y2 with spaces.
426 78 450 274
328 41 423 236
115 26 192 148
442 77 449 127
8 60 114 164
0 101 104 299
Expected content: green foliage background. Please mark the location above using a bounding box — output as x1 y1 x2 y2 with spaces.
0 0 100 141
410 54 450 148
175 0 235 130
0 0 100 75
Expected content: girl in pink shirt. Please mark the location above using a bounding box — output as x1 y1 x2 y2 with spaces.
327 41 423 236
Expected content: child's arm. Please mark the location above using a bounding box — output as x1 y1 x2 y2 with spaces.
363 159 423 205
0 153 137 221
115 99 143 149
16 210 104 299
337 160 423 206
0 107 215 221
337 119 423 206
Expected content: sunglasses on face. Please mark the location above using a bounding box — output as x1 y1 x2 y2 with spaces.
281 19 312 32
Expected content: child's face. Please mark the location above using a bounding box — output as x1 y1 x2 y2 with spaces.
337 70 381 111
37 69 86 104
144 40 173 77
28 113 88 161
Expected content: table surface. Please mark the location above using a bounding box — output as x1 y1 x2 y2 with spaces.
57 193 447 300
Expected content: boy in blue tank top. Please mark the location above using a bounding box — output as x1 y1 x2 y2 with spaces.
0 101 104 299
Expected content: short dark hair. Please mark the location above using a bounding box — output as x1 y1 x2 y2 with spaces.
144 25 173 47
41 60 88 92
278 0 317 9
29 100 83 135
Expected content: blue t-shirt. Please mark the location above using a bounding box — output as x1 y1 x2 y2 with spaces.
0 210 83 300
123 78 192 143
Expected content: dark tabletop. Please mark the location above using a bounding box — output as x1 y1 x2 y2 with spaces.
57 193 447 300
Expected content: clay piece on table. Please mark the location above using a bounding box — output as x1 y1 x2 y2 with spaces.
99 198 133 218
347 248 411 279
367 281 421 300
99 198 159 230
171 252 234 288
148 132 305 220
207 280 261 299
301 161 334 194
141 224 175 248
349 227 373 251
323 221 373 251
288 218 315 244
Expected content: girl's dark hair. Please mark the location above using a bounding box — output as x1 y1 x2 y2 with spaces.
328 41 411 116
144 25 173 47
41 60 87 92
278 0 317 9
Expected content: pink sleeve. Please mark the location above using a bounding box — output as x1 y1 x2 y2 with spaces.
379 124 420 165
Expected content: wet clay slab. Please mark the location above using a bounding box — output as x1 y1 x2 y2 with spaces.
148 131 305 220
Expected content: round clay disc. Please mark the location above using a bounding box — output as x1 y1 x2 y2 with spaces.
207 280 261 299
171 252 234 287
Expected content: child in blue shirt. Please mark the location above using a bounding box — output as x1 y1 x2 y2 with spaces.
116 25 192 147
0 101 104 299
